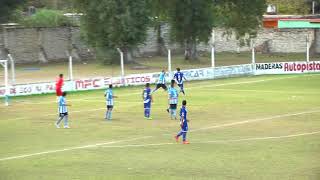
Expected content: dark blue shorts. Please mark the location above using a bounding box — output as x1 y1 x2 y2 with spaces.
181 125 188 132
144 102 151 109
178 83 184 90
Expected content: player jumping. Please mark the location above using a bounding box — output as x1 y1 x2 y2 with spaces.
173 68 187 95
105 84 117 120
142 83 153 120
55 92 71 128
153 70 167 93
175 100 189 144
167 80 179 120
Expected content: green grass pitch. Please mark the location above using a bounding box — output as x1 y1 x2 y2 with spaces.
0 74 320 180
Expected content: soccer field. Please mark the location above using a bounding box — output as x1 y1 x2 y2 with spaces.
0 74 320 180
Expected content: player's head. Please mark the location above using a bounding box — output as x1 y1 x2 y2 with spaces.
176 68 180 72
62 92 67 97
109 84 113 89
145 83 150 87
182 100 187 106
59 74 63 78
162 69 165 73
171 79 175 87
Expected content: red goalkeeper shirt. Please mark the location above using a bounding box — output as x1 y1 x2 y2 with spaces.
56 77 64 89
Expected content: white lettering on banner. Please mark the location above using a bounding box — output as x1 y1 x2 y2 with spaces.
255 61 320 75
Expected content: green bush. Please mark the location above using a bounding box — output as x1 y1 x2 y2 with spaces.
20 9 74 27
266 0 310 14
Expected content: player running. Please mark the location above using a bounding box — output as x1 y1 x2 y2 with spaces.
152 70 167 93
173 68 187 95
142 83 153 120
55 74 64 97
175 100 189 144
104 84 117 120
167 80 179 120
55 92 71 128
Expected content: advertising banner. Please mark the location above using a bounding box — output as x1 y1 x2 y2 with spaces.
255 61 320 75
4 62 312 97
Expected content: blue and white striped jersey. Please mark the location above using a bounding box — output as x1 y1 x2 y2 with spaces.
174 71 184 84
105 89 114 106
58 96 68 113
157 72 166 84
168 87 178 104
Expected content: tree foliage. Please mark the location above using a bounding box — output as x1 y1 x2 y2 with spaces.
148 0 171 56
76 0 151 64
75 0 266 61
267 0 310 14
161 0 266 60
0 0 24 23
19 9 74 27
26 0 74 10
218 0 266 44
167 0 215 60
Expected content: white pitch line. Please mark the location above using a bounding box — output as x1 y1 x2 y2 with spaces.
101 131 320 148
204 88 320 95
1 109 319 162
193 75 299 90
196 131 320 143
191 109 320 132
0 136 152 162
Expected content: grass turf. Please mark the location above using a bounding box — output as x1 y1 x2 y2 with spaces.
0 74 320 180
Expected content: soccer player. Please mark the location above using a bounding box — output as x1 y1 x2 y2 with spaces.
173 68 187 95
175 100 189 144
55 92 71 128
104 84 117 120
55 74 64 97
167 80 179 120
152 70 167 93
142 83 153 119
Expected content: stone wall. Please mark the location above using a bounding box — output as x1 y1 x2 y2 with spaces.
0 25 318 64
138 26 316 55
3 28 40 63
314 29 320 53
0 26 91 63
195 28 314 53
40 27 70 61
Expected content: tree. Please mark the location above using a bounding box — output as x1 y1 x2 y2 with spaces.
0 0 24 23
75 0 151 64
167 0 215 60
165 0 266 60
149 0 171 56
219 0 266 44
